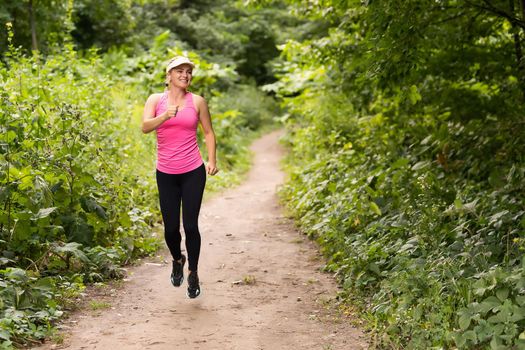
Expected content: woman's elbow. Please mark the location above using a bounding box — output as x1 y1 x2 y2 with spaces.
141 125 151 134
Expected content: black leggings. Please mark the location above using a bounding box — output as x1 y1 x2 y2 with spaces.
156 164 206 272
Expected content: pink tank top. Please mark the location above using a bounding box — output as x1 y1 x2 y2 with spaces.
154 91 203 174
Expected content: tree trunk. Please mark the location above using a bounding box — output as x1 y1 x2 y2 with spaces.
29 0 38 51
510 0 525 98
521 0 525 68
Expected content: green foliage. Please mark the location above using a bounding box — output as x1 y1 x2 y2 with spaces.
203 83 280 192
154 0 282 84
1 46 156 258
0 0 283 346
0 268 61 348
0 17 276 344
0 0 139 53
0 1 73 53
268 0 525 349
0 44 159 345
71 0 136 50
211 84 279 131
0 0 286 86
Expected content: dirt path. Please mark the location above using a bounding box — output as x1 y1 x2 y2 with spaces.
35 130 367 350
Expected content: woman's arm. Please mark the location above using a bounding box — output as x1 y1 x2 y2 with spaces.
195 95 218 175
142 94 177 133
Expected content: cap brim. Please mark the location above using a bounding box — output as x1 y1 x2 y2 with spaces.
166 60 195 73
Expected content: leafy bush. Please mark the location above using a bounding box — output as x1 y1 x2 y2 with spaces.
0 45 157 345
0 0 283 345
0 28 274 345
269 1 525 348
211 84 280 131
0 268 61 348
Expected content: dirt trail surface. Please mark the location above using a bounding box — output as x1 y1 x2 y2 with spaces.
34 130 367 350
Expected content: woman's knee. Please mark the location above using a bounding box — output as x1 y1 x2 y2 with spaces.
183 223 200 236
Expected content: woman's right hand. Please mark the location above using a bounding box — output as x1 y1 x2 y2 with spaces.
165 105 178 120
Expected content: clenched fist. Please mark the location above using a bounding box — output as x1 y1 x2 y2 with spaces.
166 105 179 119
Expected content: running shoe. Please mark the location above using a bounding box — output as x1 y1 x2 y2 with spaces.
187 271 201 299
170 255 186 287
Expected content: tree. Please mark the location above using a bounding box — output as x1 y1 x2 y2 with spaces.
71 0 136 51
0 0 70 53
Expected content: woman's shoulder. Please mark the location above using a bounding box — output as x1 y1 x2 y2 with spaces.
189 92 207 106
147 92 165 102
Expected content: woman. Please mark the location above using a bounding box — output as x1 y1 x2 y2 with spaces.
142 56 218 299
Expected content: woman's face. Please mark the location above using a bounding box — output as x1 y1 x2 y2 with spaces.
168 64 193 89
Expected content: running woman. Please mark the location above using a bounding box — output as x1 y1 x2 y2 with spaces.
142 56 218 298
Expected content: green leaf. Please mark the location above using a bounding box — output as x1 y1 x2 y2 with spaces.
80 196 107 220
408 85 422 104
0 257 12 267
52 242 89 263
474 320 494 342
464 330 477 343
34 207 57 220
33 277 55 291
6 130 17 143
0 328 10 341
490 210 509 222
391 157 409 169
490 336 505 350
509 305 525 322
370 202 382 216
478 296 501 313
516 295 525 306
411 161 430 171
458 311 472 330
496 288 509 302
4 268 28 281
493 323 505 336
487 311 508 324
368 262 381 275
61 215 94 246
463 199 478 213
454 332 466 347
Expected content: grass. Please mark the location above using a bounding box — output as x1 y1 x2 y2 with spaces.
242 275 257 285
89 300 112 310
50 332 64 345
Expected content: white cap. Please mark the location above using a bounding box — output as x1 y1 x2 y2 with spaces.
166 56 195 73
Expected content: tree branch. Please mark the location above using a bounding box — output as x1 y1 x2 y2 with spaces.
431 11 468 25
464 0 525 29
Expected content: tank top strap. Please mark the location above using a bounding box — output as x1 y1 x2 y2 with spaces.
185 91 195 110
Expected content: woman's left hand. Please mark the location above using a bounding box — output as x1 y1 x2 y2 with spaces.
206 162 219 176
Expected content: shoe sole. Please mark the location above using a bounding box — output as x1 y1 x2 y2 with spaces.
186 288 201 299
171 275 184 287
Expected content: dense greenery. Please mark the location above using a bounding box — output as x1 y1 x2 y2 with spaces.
0 0 286 84
0 0 281 347
253 0 525 349
4 0 524 349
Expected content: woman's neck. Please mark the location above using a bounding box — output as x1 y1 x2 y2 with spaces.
167 87 187 100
